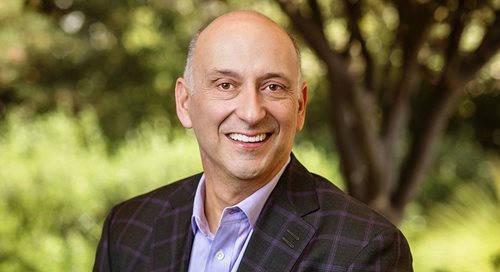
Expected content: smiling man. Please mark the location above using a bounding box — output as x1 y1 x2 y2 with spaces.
94 10 412 272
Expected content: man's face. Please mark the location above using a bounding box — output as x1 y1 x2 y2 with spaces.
176 13 307 185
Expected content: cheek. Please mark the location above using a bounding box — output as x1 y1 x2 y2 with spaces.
271 102 299 129
191 99 232 128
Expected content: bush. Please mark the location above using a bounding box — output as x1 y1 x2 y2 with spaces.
0 109 201 271
402 157 500 272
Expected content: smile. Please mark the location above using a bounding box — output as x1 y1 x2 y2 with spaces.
228 133 267 143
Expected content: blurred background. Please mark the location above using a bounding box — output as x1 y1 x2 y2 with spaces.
0 0 499 271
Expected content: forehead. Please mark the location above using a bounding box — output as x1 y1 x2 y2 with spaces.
193 13 299 79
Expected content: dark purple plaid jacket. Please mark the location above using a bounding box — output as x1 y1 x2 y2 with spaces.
93 155 413 271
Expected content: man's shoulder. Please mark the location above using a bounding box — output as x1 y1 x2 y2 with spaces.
109 173 201 222
307 172 395 229
285 157 395 229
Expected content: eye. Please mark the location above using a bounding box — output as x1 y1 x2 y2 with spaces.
217 82 234 91
261 82 290 99
267 84 281 91
264 83 285 92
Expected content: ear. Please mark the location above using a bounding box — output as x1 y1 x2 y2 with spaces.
296 83 308 132
175 78 193 128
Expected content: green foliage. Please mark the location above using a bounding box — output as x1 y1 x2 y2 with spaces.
0 0 224 139
402 161 500 272
399 133 500 271
417 131 496 210
0 109 202 271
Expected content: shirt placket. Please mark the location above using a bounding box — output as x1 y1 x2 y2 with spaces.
206 208 246 272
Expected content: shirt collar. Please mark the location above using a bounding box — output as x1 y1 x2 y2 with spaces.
191 157 290 235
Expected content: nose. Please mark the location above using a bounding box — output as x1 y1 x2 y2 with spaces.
235 86 266 125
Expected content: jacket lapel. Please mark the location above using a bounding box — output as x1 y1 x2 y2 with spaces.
238 155 319 271
151 175 200 272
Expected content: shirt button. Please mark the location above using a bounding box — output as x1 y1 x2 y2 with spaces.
215 250 225 261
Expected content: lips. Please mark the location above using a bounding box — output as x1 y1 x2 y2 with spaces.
228 133 267 143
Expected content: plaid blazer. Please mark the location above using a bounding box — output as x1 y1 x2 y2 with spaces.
94 154 413 271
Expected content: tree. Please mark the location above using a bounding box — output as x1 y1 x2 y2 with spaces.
276 0 500 223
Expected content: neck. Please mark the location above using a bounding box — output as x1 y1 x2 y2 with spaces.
203 175 267 234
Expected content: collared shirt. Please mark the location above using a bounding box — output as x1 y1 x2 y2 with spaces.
187 158 290 272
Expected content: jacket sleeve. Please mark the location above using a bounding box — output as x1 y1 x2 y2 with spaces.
347 227 413 272
93 207 116 272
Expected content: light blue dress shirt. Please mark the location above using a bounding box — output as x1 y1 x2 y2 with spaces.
187 159 289 272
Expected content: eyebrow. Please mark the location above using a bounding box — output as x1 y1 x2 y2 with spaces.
208 69 292 85
207 69 240 78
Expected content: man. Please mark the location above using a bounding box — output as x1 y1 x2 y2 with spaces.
94 10 413 272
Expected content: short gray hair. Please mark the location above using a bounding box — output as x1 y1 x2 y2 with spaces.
182 30 202 91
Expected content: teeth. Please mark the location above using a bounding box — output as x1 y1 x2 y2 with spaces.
228 133 267 143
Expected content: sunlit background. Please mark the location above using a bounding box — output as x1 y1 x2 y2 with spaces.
1 0 499 271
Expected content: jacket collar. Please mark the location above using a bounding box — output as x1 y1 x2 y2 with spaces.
237 154 319 271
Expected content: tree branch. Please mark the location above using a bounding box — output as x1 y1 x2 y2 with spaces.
393 78 464 211
393 5 500 209
381 2 434 193
343 0 374 89
276 0 333 66
308 0 325 32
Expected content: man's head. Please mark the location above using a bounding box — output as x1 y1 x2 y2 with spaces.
175 10 308 185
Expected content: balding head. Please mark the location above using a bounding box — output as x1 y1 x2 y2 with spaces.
182 11 302 91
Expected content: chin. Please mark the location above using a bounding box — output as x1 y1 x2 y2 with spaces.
228 165 265 181
232 171 261 181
